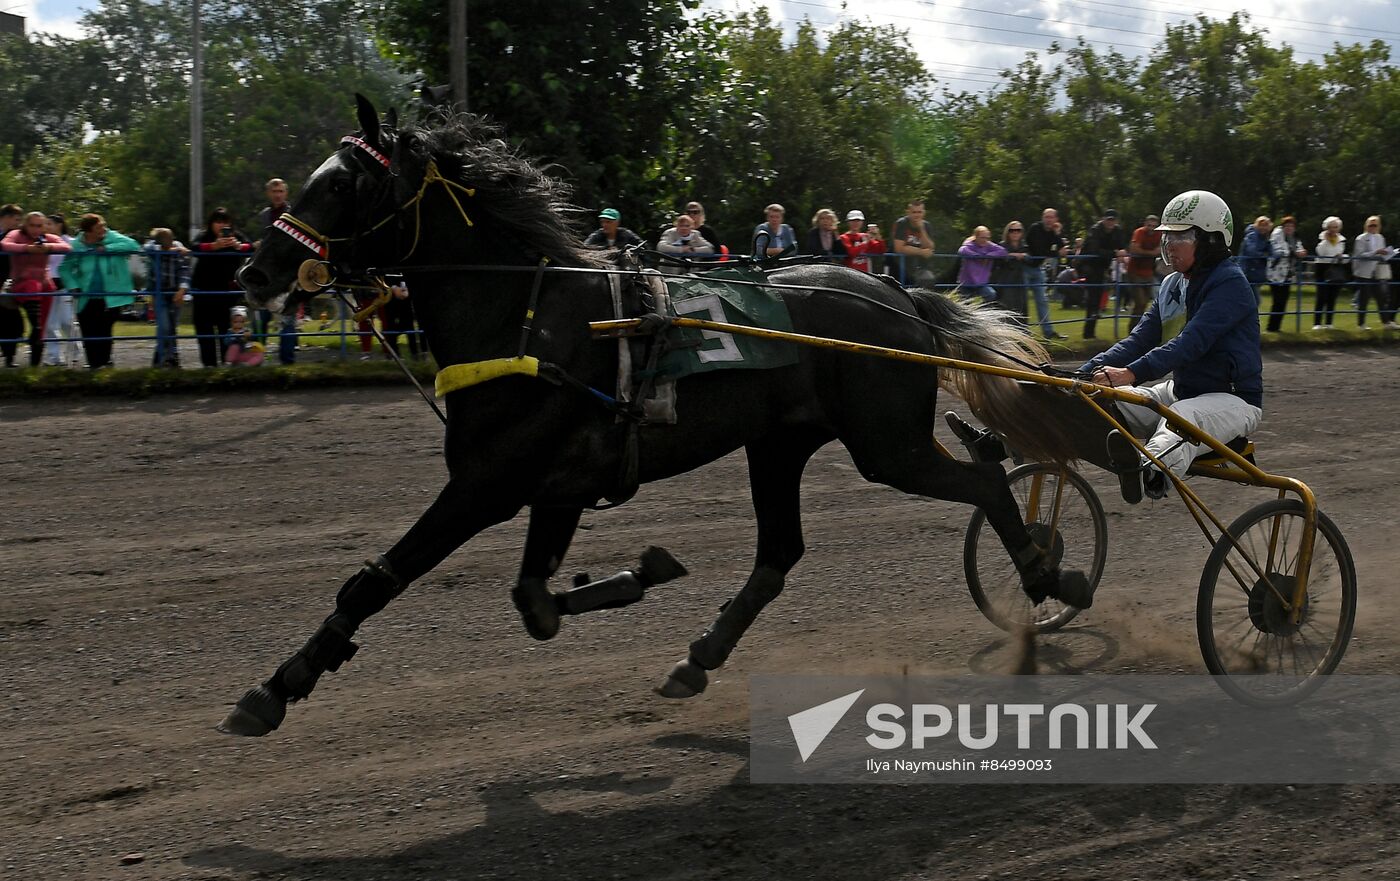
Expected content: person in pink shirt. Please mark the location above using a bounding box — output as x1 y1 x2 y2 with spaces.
2 211 72 366
957 225 1010 304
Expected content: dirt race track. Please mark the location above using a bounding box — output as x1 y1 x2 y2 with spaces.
5 347 1400 881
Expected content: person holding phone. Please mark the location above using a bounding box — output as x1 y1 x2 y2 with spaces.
839 210 884 274
190 207 252 367
2 211 72 366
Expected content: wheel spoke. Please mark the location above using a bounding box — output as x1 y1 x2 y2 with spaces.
1200 500 1355 705
967 465 1104 633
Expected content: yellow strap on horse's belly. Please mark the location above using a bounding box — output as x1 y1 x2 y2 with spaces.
434 356 540 397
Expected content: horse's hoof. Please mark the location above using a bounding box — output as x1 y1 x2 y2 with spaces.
217 684 286 737
512 582 560 641
638 546 688 585
521 609 560 641
1052 569 1093 610
654 658 709 699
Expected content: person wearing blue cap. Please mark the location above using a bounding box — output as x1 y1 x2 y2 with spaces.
583 208 643 250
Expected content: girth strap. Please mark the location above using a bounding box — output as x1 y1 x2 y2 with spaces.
435 356 541 396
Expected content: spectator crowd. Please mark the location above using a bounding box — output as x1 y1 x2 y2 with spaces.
0 178 426 370
584 200 1397 340
1 185 1395 371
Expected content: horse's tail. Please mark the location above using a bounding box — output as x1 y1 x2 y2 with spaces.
909 290 1081 465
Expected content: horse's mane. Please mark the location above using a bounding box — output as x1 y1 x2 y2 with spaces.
395 111 611 270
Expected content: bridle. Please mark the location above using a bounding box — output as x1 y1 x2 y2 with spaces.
271 134 478 286
261 130 1076 424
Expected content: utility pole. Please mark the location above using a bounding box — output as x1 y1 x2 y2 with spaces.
189 0 203 239
450 0 467 111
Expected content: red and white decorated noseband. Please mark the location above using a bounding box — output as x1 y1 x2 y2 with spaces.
273 216 327 258
341 135 392 169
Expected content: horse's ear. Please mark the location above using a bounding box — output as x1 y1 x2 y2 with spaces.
391 131 416 176
355 93 380 149
384 107 399 131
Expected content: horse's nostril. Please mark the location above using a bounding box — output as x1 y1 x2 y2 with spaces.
238 264 269 291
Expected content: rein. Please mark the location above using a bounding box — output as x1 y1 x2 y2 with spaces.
279 133 1061 412
273 136 476 267
357 261 1060 376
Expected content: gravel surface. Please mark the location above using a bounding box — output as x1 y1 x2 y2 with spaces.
4 346 1399 880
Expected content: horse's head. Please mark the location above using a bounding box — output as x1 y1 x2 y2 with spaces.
240 94 609 309
238 94 408 308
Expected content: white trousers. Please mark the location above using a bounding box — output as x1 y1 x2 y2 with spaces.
42 295 82 366
1117 381 1262 477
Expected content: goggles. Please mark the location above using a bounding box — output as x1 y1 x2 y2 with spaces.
1160 228 1197 263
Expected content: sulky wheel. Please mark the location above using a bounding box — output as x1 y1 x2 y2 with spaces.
1197 499 1357 706
965 462 1108 633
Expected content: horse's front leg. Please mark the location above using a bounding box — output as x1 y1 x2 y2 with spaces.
513 506 689 641
218 477 522 737
511 506 581 640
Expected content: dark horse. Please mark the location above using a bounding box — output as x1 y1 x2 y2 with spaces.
221 96 1090 736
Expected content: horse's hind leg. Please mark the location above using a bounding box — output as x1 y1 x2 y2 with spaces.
658 433 822 699
219 477 522 736
512 506 583 640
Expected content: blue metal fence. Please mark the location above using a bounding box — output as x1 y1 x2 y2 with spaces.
1 250 424 368
3 248 1395 368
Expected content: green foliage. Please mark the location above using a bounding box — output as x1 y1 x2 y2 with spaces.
3 134 119 222
1 4 1396 254
372 0 700 228
651 10 935 247
946 41 1148 240
0 33 114 166
0 0 406 236
1130 15 1285 219
938 14 1397 242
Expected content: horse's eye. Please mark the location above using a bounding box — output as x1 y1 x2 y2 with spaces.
331 178 353 195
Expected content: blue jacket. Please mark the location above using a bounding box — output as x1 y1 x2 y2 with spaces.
1081 259 1262 407
1239 226 1271 284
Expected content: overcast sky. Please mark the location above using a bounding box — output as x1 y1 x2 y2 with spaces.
3 0 84 36
707 0 1400 94
7 0 1398 94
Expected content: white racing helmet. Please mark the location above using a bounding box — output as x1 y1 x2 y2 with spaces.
1156 190 1234 248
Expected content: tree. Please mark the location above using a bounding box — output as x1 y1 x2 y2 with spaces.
1291 42 1398 225
944 42 1143 241
0 33 117 167
1129 15 1286 222
654 10 935 247
373 0 702 226
0 0 407 234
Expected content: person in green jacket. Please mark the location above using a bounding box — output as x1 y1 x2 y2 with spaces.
61 213 140 369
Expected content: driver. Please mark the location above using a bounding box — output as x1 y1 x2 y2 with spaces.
1079 190 1263 503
